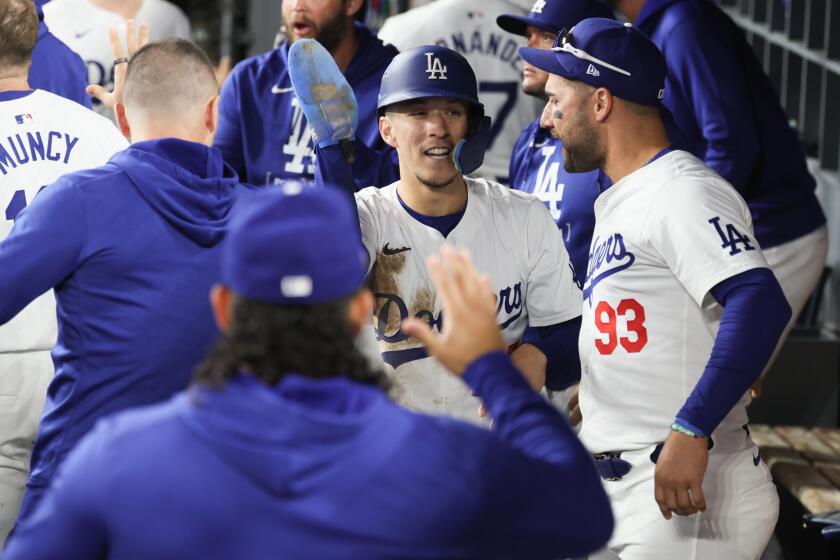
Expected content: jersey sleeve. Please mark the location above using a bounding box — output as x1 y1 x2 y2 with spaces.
96 117 129 158
214 67 246 178
524 197 581 326
644 177 769 308
354 190 379 275
0 178 87 324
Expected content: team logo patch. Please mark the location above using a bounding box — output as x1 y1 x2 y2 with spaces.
425 52 448 80
582 233 635 303
14 114 33 125
708 216 755 255
531 0 547 14
586 64 600 77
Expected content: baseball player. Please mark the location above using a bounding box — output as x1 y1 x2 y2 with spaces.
29 2 91 108
44 0 190 119
0 38 241 538
377 0 544 184
214 0 397 186
289 41 584 422
4 188 613 560
609 0 827 380
498 0 613 290
520 18 790 559
0 0 127 547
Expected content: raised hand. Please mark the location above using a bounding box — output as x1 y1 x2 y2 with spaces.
86 20 150 112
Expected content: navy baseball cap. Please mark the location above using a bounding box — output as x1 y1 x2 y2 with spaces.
221 183 367 304
497 0 614 37
519 18 667 107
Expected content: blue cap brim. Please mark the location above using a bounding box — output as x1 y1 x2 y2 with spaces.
518 47 578 81
496 13 559 37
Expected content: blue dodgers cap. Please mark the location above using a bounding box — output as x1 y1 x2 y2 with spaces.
497 0 615 37
221 183 367 304
519 18 667 107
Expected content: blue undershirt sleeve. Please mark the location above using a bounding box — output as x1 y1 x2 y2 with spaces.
314 142 400 193
522 317 582 391
0 180 86 324
214 69 247 180
675 267 791 436
460 351 613 557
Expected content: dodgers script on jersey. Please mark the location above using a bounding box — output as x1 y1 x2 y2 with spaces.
378 0 543 183
0 90 127 354
577 150 769 454
44 0 190 119
356 177 580 422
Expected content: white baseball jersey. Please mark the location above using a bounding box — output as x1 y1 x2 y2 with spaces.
378 0 543 183
356 177 581 422
44 0 191 120
0 89 128 354
577 150 769 454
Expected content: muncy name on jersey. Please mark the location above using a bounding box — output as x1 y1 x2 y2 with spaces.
0 131 81 175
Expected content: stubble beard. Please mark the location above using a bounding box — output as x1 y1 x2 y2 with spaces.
414 170 460 190
282 11 347 53
562 113 605 173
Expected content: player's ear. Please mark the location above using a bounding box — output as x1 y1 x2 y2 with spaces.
346 0 365 17
346 288 374 336
210 284 234 333
115 102 131 139
379 115 398 149
593 88 613 122
205 94 220 136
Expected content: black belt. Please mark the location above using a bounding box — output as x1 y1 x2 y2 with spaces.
593 443 665 482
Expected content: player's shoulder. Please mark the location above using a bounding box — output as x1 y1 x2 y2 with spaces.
648 150 745 207
229 46 286 86
355 182 398 210
469 176 542 209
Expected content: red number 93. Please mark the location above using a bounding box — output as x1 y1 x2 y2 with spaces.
594 299 648 355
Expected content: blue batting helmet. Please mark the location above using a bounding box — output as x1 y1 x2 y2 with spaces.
377 45 491 175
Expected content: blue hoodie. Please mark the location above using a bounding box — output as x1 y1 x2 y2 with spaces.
636 0 825 248
3 353 613 560
0 139 239 506
29 4 91 109
215 23 398 186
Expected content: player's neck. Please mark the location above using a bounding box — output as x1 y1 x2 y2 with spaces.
603 120 670 184
0 72 31 93
330 23 359 73
89 0 144 19
397 174 468 217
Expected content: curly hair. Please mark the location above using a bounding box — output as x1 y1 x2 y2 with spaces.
193 293 389 392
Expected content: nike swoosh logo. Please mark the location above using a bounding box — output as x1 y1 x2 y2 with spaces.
271 85 294 94
382 243 411 256
753 452 761 466
75 30 92 39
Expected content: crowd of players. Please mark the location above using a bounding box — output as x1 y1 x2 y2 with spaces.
0 0 828 558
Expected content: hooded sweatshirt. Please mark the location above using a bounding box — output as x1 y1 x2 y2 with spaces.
215 23 398 185
29 5 91 109
3 353 613 560
0 139 239 498
635 0 825 248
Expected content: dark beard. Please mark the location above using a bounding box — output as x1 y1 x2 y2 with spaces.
415 170 460 190
281 10 347 53
562 113 605 173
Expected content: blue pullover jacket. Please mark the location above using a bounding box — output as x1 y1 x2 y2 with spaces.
0 139 239 503
215 23 397 186
29 5 91 109
4 352 613 560
636 0 825 248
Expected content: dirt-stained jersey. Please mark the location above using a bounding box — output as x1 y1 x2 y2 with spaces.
0 89 127 353
578 150 769 454
44 0 190 119
378 0 543 183
356 176 580 422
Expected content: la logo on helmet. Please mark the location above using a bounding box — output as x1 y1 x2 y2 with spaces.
425 53 448 80
531 0 547 14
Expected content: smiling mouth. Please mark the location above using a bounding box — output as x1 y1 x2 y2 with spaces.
424 147 452 160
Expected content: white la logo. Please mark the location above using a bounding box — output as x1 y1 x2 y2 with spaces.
425 52 448 80
586 63 600 77
531 0 547 14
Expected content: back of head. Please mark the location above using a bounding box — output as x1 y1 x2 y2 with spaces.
123 39 218 118
0 0 38 71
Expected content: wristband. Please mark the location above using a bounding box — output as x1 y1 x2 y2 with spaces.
670 422 703 438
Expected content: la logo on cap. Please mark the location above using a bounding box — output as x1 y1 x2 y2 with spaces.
586 64 600 77
425 52 447 80
531 0 547 14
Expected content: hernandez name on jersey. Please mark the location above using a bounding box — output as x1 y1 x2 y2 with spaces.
0 89 127 354
378 0 543 183
577 150 768 454
356 177 580 423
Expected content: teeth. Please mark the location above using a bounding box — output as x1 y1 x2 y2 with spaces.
425 148 450 156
